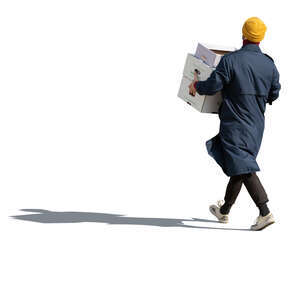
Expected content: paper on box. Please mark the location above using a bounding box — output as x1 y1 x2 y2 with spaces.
195 43 237 68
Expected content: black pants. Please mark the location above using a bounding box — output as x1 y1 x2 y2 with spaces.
220 172 270 216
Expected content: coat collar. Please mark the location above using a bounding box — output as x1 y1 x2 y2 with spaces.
240 43 262 53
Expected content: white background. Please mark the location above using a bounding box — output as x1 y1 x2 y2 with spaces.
0 0 298 299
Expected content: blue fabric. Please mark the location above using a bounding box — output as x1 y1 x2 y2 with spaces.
195 43 281 176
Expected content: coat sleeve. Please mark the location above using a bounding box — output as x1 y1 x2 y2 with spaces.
267 64 281 105
194 56 231 95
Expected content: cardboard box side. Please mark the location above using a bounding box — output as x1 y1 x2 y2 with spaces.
183 54 214 81
178 76 205 113
202 93 222 114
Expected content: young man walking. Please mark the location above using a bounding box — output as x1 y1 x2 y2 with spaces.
189 17 281 230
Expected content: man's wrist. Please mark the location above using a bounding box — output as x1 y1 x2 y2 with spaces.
193 81 198 89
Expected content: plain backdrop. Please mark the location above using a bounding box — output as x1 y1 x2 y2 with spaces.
0 0 299 299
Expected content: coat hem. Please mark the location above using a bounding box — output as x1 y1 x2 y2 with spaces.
224 167 260 177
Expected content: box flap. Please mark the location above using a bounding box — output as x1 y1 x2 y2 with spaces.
202 43 238 53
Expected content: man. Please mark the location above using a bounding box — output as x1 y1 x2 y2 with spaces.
189 17 281 230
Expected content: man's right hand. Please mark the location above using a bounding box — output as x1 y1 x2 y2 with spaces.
189 81 196 97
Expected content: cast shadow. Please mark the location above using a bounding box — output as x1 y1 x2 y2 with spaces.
11 209 251 231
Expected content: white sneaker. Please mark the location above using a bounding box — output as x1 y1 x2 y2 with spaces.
209 200 229 223
251 213 275 231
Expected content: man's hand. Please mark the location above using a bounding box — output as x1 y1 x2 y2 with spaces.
189 70 199 97
189 81 197 97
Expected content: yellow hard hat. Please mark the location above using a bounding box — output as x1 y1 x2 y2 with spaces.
242 17 267 42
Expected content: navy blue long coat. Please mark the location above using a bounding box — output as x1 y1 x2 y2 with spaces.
194 43 281 177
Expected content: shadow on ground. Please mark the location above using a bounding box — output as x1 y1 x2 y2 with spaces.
11 209 251 231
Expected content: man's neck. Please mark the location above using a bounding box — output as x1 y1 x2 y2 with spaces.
243 39 260 46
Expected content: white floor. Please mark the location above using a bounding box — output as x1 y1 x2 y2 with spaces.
2 170 298 299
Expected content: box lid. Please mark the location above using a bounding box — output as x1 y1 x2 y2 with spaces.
202 43 238 53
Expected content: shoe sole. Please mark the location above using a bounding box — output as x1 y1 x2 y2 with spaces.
252 220 275 231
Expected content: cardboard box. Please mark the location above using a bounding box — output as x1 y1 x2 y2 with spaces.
177 53 222 114
177 43 236 114
178 74 222 114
